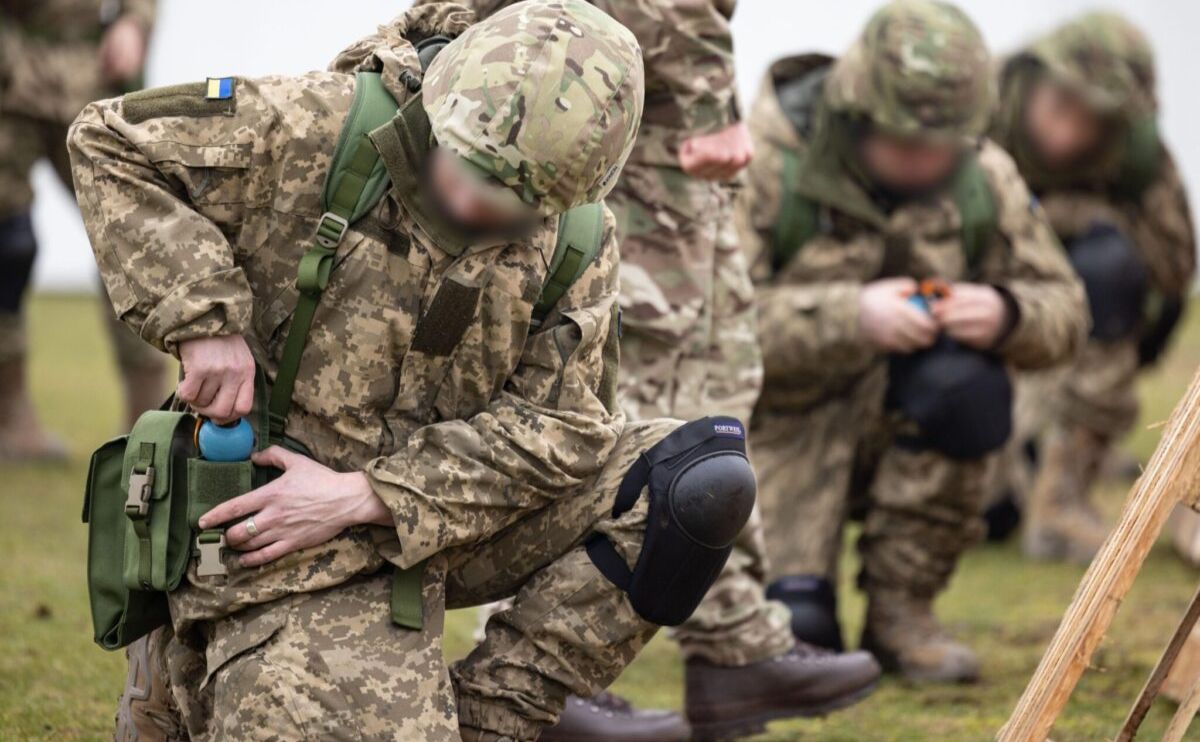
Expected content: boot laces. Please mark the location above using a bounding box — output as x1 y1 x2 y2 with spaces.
587 691 633 714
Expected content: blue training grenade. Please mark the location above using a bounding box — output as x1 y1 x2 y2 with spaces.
197 418 255 462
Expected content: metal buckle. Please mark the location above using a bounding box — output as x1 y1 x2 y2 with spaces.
124 467 155 518
195 533 228 578
315 212 349 248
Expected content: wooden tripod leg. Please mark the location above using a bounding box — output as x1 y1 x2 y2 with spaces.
997 368 1200 742
1162 675 1200 742
1117 584 1200 741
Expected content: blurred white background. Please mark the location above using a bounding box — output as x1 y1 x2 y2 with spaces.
31 0 1200 290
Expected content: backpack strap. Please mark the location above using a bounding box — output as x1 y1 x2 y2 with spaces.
267 71 398 441
531 202 606 329
1118 117 1162 201
771 148 819 273
950 154 997 274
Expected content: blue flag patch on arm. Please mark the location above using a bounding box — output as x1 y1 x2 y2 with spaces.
206 77 235 100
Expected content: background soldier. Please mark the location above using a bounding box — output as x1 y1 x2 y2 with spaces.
461 1 882 739
74 3 757 739
0 0 167 457
736 0 1086 682
992 11 1197 563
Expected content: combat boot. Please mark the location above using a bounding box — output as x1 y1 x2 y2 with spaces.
114 630 182 741
685 644 881 741
0 356 67 462
1023 426 1111 564
861 589 979 683
538 692 690 742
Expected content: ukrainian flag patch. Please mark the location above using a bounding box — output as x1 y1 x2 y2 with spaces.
205 77 235 101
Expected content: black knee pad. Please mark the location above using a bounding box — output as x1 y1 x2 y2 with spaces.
1068 222 1148 341
587 417 756 626
766 574 844 651
0 212 37 313
887 336 1013 460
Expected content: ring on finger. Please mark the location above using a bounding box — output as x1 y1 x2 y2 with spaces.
245 516 259 537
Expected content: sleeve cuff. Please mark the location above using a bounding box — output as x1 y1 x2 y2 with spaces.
365 457 445 569
140 267 254 356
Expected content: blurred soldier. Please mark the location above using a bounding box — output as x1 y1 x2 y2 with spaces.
460 1 882 739
736 0 1087 681
74 3 766 739
0 0 168 456
992 11 1196 563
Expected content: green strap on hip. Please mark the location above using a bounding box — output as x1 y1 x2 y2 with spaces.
390 561 426 630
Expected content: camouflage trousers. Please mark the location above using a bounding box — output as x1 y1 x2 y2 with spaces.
607 163 792 667
753 370 990 599
143 420 675 742
1022 338 1141 516
982 368 1065 510
0 112 162 371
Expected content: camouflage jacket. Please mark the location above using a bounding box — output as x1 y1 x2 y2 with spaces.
737 55 1087 413
452 0 739 167
0 0 157 122
993 58 1196 299
68 4 624 620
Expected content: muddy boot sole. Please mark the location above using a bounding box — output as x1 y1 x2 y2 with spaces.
689 680 879 742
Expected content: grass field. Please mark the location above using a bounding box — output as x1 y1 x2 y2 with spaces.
2 294 1198 741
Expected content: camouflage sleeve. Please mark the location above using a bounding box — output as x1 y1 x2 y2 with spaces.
1127 148 1196 298
120 0 157 31
67 90 259 355
590 0 739 138
980 143 1088 370
365 209 625 568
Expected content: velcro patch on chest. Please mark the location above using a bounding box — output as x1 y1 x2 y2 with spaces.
123 80 238 125
409 279 482 357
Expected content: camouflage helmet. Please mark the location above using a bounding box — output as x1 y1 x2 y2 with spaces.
422 0 644 216
825 0 994 143
1027 11 1156 119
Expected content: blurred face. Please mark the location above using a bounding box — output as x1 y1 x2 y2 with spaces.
426 148 539 235
858 133 962 196
1023 79 1106 168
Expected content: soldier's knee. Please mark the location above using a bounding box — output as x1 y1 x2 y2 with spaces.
0 212 37 314
587 417 756 627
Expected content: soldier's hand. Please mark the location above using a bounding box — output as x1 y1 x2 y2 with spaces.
678 122 754 181
200 446 393 568
98 15 148 85
858 277 939 354
932 283 1011 350
177 335 255 424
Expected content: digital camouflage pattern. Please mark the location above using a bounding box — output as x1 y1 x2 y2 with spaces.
991 12 1196 561
460 0 793 668
737 50 1086 600
422 0 644 215
824 0 995 142
71 3 675 738
0 0 162 369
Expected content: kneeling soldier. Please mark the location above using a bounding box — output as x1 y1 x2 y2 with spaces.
992 12 1196 563
735 0 1086 681
74 2 759 739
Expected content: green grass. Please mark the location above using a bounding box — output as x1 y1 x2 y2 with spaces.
2 294 1198 740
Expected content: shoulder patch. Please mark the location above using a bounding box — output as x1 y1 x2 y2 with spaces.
123 81 238 125
205 77 235 101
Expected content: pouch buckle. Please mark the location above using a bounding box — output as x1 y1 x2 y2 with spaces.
195 532 228 578
124 467 155 518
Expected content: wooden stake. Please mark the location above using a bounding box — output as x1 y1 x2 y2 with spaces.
997 367 1200 742
1116 584 1200 741
1161 675 1200 742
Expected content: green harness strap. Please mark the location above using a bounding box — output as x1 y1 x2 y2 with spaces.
772 152 996 275
533 202 606 328
1118 117 1162 201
